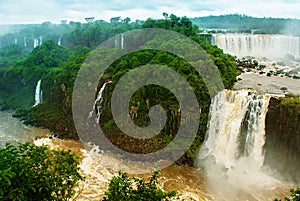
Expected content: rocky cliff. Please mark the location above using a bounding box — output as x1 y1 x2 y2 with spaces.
264 96 300 185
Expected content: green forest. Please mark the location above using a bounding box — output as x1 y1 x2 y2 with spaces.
0 14 238 164
192 14 300 35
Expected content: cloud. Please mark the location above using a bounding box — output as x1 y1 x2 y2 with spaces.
0 0 299 24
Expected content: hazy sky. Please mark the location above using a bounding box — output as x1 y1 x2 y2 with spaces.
0 0 300 24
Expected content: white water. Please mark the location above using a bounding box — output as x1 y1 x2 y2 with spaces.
34 38 38 48
24 37 27 47
114 34 124 49
213 34 300 59
58 37 61 46
88 82 110 123
33 36 43 48
33 80 42 107
121 34 124 49
196 89 289 200
39 36 43 46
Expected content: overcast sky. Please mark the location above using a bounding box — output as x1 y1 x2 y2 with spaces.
0 0 300 25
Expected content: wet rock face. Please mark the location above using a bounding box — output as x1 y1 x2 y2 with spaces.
264 97 300 185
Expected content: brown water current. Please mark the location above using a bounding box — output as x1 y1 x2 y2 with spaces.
34 137 294 201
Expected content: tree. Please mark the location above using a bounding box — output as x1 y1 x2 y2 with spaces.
102 171 177 201
0 142 84 201
163 12 169 19
110 17 121 26
123 17 131 24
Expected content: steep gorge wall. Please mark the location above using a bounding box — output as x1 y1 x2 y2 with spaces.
264 97 300 184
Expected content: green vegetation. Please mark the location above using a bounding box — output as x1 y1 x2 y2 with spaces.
1 14 238 164
192 14 300 35
102 171 177 201
0 40 70 109
0 22 76 52
280 94 300 108
0 142 84 201
274 188 300 201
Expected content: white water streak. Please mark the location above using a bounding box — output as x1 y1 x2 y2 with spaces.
33 80 42 107
88 83 108 123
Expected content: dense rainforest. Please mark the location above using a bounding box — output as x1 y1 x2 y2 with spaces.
0 14 239 164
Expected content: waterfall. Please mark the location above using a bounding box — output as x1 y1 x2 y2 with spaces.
23 37 27 47
197 89 270 166
58 37 61 46
121 34 124 50
88 82 111 123
33 36 43 48
195 89 280 199
39 36 43 46
212 34 300 59
114 34 124 49
34 38 38 48
14 38 17 44
33 80 42 107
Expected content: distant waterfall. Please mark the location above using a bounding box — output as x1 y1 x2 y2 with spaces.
39 36 43 45
33 38 38 48
114 34 124 49
14 38 17 44
212 34 300 59
197 89 270 167
33 36 43 48
23 37 27 47
88 82 111 123
121 34 124 49
33 80 42 107
58 37 61 46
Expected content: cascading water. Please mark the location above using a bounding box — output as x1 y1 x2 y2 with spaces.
196 89 283 200
33 80 42 107
212 34 300 59
197 89 269 164
58 37 61 46
33 36 43 48
34 38 38 48
114 34 124 49
88 82 111 123
39 36 43 46
121 33 124 50
23 37 27 47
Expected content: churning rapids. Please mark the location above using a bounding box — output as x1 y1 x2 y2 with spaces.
0 89 296 201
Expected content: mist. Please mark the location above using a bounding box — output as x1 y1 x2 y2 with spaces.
282 19 300 36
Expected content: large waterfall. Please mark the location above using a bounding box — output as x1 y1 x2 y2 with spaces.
212 34 300 59
197 89 269 165
196 89 281 200
33 80 42 107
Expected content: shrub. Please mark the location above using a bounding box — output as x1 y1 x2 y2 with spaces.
0 142 84 201
102 171 177 201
